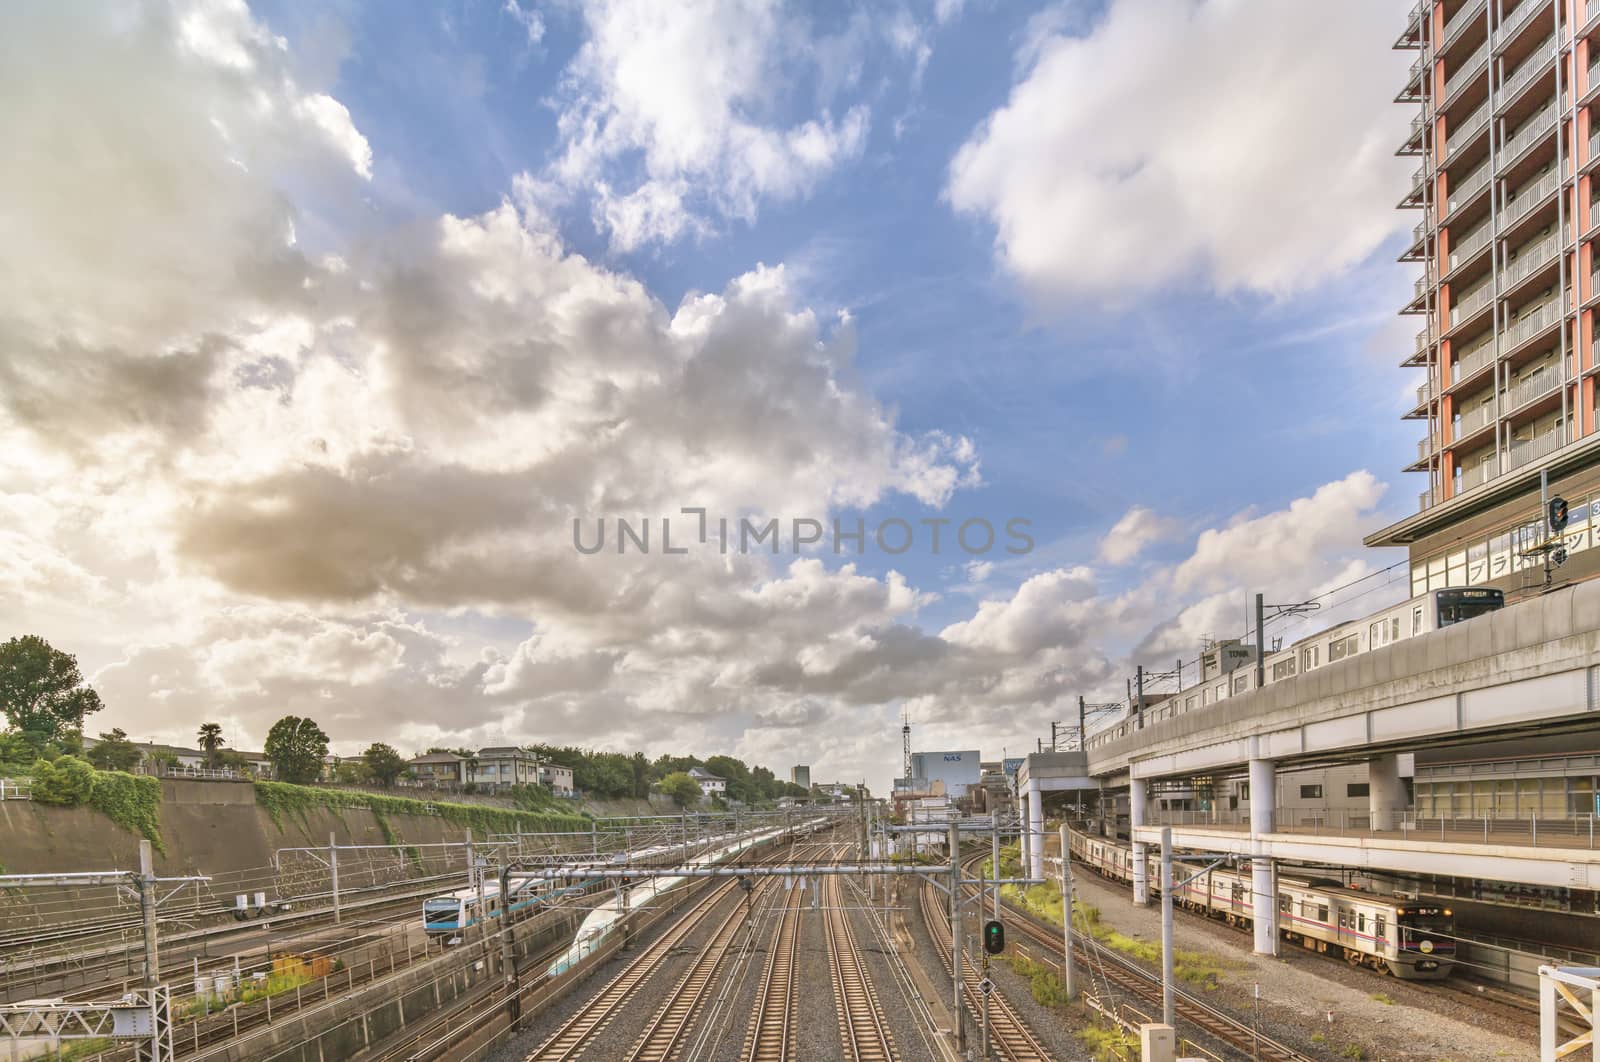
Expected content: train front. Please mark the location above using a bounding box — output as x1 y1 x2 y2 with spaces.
1391 903 1454 979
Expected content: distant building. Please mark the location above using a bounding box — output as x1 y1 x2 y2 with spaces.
473 747 538 790
539 761 575 796
790 764 810 789
910 750 982 801
408 752 466 785
688 766 726 796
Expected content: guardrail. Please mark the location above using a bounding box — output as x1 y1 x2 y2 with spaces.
1144 809 1598 848
0 778 31 800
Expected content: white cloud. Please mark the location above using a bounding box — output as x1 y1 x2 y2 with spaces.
947 0 1411 303
502 0 545 44
1097 505 1182 565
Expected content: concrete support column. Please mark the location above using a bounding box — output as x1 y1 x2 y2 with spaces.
1251 857 1277 957
1018 787 1032 877
1130 776 1149 905
1247 752 1276 835
1368 754 1405 832
1026 777 1045 881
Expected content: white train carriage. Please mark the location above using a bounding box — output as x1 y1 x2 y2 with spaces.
1067 829 1454 980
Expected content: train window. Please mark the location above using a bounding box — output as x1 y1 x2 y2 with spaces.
1337 909 1347 928
1272 657 1297 681
1390 617 1401 641
1358 913 1367 933
1232 673 1249 694
1413 606 1424 635
1375 915 1386 942
1299 784 1323 799
1318 904 1329 923
1328 634 1359 662
1301 644 1320 670
1278 894 1291 913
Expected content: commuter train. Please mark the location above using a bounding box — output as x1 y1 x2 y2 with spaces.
1088 587 1504 747
1069 830 1455 980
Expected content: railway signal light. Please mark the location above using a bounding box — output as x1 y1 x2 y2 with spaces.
1550 497 1570 534
983 919 1005 955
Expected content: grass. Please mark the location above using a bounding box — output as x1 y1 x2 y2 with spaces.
1369 991 1395 1005
1074 1022 1135 1062
253 780 588 839
1340 1044 1366 1060
183 969 317 1017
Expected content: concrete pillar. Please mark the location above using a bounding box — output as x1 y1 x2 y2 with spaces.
1026 777 1045 881
1130 775 1149 905
1368 754 1405 832
1251 857 1277 956
1018 787 1032 877
1247 754 1275 835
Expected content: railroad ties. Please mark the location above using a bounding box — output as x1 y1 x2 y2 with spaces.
823 875 898 1062
741 882 801 1062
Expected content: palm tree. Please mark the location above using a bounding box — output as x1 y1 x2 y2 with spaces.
197 722 225 768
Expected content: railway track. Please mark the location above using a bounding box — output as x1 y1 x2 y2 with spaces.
741 882 802 1062
823 875 898 1062
917 880 1050 1061
962 854 1317 1062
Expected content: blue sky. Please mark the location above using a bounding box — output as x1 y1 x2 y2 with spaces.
1 0 1422 790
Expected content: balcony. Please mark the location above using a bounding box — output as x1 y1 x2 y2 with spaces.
1444 41 1491 101
1500 102 1560 169
1420 489 1434 511
1499 168 1561 230
1501 231 1559 290
1414 269 1436 300
1448 101 1490 156
1591 128 1600 167
1504 362 1562 412
1500 296 1561 352
1448 161 1491 209
1416 326 1434 354
1418 379 1435 407
1497 41 1553 107
1454 333 1495 381
1417 436 1435 462
1590 0 1600 24
1460 459 1496 491
1456 400 1495 437
1508 425 1566 468
1448 221 1492 268
1453 281 1494 324
1494 1 1543 48
1442 0 1485 49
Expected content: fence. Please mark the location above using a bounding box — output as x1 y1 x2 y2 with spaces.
1145 808 1598 848
0 778 30 800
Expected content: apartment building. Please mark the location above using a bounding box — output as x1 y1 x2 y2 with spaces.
1371 0 1600 594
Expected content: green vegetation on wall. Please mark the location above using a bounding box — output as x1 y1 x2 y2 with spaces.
253 780 588 838
27 760 165 853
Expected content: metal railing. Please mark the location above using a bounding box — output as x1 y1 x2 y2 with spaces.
1494 1 1544 47
1415 325 1434 353
1509 424 1566 468
1500 295 1560 350
1419 489 1434 510
0 778 30 800
1145 809 1598 848
1496 39 1553 105
1448 220 1492 267
1449 159 1491 208
1454 333 1495 380
1442 0 1485 49
1501 230 1559 288
1449 101 1490 156
1504 361 1562 411
1501 101 1559 166
1417 378 1434 406
1460 458 1497 490
1456 399 1495 436
1417 436 1432 461
1444 39 1491 100
1414 269 1434 299
1499 166 1561 228
1590 0 1600 24
1453 280 1494 323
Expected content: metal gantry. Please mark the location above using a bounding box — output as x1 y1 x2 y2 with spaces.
1538 965 1598 1062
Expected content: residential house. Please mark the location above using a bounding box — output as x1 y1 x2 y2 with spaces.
408 752 467 786
688 766 726 797
538 761 575 796
472 746 537 791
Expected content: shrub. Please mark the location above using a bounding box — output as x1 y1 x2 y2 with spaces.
88 771 164 852
30 755 95 805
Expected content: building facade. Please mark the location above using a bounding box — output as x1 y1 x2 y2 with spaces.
1372 1 1600 597
539 762 575 796
790 764 810 789
408 752 466 785
471 746 538 790
688 766 726 796
909 750 982 801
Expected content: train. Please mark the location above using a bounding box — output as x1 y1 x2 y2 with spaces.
1069 830 1456 980
1087 587 1504 747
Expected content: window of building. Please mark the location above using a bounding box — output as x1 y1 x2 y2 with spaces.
1347 783 1370 798
1300 784 1324 799
1232 673 1250 694
1238 782 1250 801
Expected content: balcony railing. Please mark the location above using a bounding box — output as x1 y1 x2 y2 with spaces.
1449 161 1491 209
1449 221 1492 267
1497 40 1553 105
1453 281 1494 323
1418 436 1434 461
1590 0 1600 24
1500 296 1561 350
1504 362 1562 411
1443 0 1485 48
1457 400 1495 436
1416 326 1434 353
1501 102 1559 165
1418 379 1434 407
1450 101 1490 153
1495 1 1543 47
1415 269 1436 299
1445 40 1491 100
1501 231 1559 288
1460 459 1496 491
1509 425 1566 468
1455 333 1495 380
1500 167 1561 229
1420 489 1434 510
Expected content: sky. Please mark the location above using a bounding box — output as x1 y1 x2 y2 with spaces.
0 0 1426 795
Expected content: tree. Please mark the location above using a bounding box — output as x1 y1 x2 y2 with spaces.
85 728 142 772
197 722 225 767
630 752 651 799
362 742 406 787
263 716 329 784
0 636 104 748
31 755 95 805
334 760 369 785
659 771 702 808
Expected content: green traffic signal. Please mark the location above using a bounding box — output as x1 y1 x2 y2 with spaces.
983 919 1005 954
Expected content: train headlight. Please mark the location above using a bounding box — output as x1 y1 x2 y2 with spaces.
1443 908 1451 917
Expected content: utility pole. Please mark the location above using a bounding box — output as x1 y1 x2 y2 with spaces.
948 819 964 1052
1255 593 1266 688
498 867 522 1032
1078 696 1086 749
138 839 159 988
1058 824 1076 1000
1160 827 1175 1026
1135 665 1146 729
991 819 1001 922
328 833 341 925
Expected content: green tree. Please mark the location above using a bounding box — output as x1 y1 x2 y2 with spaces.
334 760 368 785
85 728 142 772
197 722 225 767
362 742 406 787
263 716 329 784
630 751 651 799
31 755 95 805
0 636 104 748
659 771 702 808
